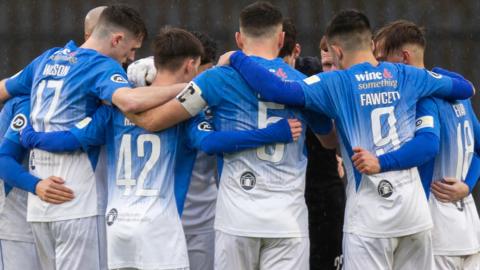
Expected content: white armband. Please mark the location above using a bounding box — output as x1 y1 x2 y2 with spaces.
415 115 434 131
176 82 207 116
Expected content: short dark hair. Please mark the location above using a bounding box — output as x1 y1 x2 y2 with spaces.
325 9 372 50
191 31 218 65
153 27 204 72
96 5 148 39
295 56 322 76
373 20 426 56
239 1 283 37
278 18 297 58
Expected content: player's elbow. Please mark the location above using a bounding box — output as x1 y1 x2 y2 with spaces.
117 98 143 114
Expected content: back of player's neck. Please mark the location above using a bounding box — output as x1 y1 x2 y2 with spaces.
151 71 184 86
242 46 278 60
344 50 378 69
81 38 107 55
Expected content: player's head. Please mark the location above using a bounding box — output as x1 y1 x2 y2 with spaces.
91 5 147 64
295 56 322 77
237 1 284 54
84 6 107 41
278 18 301 68
373 20 426 67
319 35 337 72
325 9 373 69
153 27 204 82
191 31 218 74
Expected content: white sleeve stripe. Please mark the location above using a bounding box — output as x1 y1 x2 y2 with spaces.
415 115 434 131
176 82 207 116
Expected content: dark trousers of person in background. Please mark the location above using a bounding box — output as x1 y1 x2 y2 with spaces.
304 129 346 270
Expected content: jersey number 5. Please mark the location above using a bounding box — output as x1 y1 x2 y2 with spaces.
257 101 286 162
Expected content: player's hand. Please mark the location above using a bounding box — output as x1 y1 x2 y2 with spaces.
351 147 381 175
431 177 469 203
288 118 302 141
35 176 74 204
216 51 236 66
127 56 156 87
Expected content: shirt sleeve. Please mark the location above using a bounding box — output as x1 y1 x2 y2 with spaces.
404 65 471 100
184 113 214 150
414 97 441 138
5 48 57 97
300 72 337 117
3 97 31 145
69 105 111 151
92 60 132 103
5 62 37 97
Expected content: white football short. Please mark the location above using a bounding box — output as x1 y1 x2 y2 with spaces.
30 215 107 270
0 239 40 270
343 230 433 270
434 253 480 270
214 230 309 270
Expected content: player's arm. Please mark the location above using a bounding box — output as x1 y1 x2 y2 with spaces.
112 84 186 114
0 140 74 204
0 103 74 203
228 50 306 106
91 61 185 114
412 66 475 100
352 98 440 175
21 125 82 152
21 105 111 153
304 110 336 149
0 79 10 103
125 76 216 132
188 116 301 155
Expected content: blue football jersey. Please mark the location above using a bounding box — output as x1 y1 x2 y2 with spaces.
191 57 331 237
6 40 130 132
416 97 480 254
297 62 456 237
70 104 208 269
4 40 130 221
300 62 454 187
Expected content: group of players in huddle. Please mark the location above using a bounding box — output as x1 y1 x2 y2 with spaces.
0 1 478 270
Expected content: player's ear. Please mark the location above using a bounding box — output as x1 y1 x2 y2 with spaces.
235 32 244 50
401 50 410 64
278 31 285 50
331 45 342 61
111 32 124 47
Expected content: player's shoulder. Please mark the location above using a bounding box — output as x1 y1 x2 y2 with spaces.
6 95 30 112
194 65 238 85
302 69 341 86
417 96 441 110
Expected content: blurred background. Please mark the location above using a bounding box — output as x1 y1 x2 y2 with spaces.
1 0 479 202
